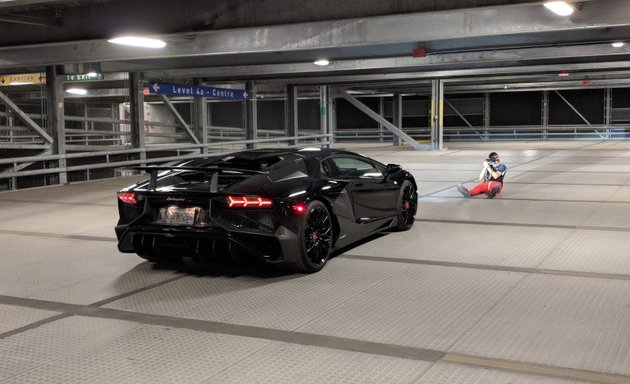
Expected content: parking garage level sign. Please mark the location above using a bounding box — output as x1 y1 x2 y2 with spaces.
148 82 250 100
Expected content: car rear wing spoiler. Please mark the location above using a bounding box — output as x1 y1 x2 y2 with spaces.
127 165 267 193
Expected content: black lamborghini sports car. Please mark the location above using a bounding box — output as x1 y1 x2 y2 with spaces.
115 148 417 273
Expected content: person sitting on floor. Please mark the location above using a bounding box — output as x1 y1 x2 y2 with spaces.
457 152 506 199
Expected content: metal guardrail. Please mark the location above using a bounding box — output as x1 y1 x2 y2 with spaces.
334 125 630 142
334 127 430 141
443 125 628 141
3 119 630 190
0 133 333 182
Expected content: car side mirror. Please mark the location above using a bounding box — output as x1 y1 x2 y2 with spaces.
386 163 402 174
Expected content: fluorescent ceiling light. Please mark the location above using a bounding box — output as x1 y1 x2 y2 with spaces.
66 88 88 95
314 59 330 66
543 1 574 16
612 42 625 48
107 36 166 48
9 81 32 85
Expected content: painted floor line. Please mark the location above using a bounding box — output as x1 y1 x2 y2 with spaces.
443 353 630 384
420 195 630 205
416 218 630 233
0 229 117 242
339 254 630 282
0 198 112 207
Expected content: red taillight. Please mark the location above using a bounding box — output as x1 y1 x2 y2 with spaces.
227 195 273 208
118 192 137 205
292 204 306 214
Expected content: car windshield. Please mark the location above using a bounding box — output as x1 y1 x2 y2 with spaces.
215 153 310 181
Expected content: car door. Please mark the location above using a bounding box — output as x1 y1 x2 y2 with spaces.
324 155 399 223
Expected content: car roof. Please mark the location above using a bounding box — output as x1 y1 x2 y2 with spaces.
225 147 358 160
175 147 372 170
225 148 305 160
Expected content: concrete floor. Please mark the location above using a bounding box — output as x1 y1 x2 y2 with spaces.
1 141 630 384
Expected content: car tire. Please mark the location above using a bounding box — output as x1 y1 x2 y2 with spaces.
396 180 417 231
291 200 333 273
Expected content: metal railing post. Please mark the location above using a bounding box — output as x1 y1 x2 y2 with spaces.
46 65 67 185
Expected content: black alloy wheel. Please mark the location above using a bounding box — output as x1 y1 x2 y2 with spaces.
295 200 333 273
396 180 417 231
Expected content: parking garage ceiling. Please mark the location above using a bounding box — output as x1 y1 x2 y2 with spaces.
1 0 630 92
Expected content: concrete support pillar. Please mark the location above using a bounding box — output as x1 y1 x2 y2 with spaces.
319 85 332 148
45 65 67 184
285 84 298 146
328 87 335 146
129 72 146 163
430 79 444 150
193 79 208 153
392 93 402 146
483 92 490 141
542 91 549 140
605 88 612 139
82 103 89 146
245 80 257 149
378 97 385 142
111 103 120 145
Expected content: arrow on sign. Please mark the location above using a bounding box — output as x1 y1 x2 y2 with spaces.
152 83 160 93
243 91 248 99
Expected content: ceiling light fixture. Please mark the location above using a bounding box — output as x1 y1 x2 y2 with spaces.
107 36 166 48
612 42 625 48
543 1 575 16
314 59 330 66
9 82 33 86
66 88 88 95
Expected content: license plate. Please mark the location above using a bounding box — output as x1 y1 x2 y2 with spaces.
158 206 199 226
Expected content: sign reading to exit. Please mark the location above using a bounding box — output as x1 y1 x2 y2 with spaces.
64 73 104 82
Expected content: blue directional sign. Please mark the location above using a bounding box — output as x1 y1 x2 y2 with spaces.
148 82 251 100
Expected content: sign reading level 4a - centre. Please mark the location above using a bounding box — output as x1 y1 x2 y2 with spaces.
149 82 250 100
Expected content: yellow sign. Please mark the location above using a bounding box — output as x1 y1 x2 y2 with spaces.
0 73 45 86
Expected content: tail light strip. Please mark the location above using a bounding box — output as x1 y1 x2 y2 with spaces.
118 192 137 205
228 195 272 208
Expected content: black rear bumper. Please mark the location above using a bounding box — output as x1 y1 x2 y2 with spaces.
115 224 298 264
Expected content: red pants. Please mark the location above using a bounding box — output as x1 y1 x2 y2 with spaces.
469 181 503 197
